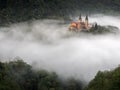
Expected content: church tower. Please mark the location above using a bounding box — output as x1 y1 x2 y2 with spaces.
78 14 82 22
77 14 82 30
85 15 89 29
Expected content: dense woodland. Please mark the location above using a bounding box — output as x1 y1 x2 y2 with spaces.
0 60 120 90
0 60 83 90
0 0 120 25
85 65 120 90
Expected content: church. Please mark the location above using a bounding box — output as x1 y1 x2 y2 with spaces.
69 15 92 31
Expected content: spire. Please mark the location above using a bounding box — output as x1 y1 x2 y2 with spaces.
85 15 89 28
85 15 88 21
79 14 82 21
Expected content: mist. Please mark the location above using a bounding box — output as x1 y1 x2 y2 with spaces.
0 14 120 82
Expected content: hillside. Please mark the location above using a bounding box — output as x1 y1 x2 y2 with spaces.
0 60 83 90
0 0 120 25
85 66 120 90
1 59 120 90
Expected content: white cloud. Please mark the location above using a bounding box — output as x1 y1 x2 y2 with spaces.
0 15 120 82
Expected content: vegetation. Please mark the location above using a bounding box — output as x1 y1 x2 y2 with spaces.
0 0 120 25
70 24 119 34
89 25 119 34
85 66 120 90
0 59 120 90
0 59 83 90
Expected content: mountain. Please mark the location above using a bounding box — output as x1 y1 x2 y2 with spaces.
0 0 120 25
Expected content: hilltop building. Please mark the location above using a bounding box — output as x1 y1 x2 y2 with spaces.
69 15 91 31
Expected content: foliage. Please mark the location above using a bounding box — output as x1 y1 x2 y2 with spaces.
0 0 120 25
0 60 82 90
85 66 120 90
88 25 119 34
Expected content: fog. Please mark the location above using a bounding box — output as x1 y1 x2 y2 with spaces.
0 14 120 82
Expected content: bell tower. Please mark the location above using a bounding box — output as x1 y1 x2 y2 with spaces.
77 14 82 30
79 14 82 22
85 15 88 29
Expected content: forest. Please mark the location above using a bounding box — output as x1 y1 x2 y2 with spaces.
0 60 83 90
0 0 120 25
0 60 120 90
85 65 120 90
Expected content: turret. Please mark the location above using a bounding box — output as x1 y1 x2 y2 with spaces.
85 15 88 21
77 14 82 30
78 14 82 22
85 15 89 29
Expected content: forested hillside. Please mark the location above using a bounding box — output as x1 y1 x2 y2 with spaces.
0 60 83 90
0 59 120 90
0 0 120 25
85 66 120 90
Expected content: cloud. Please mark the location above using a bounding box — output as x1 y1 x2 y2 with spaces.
0 15 120 82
